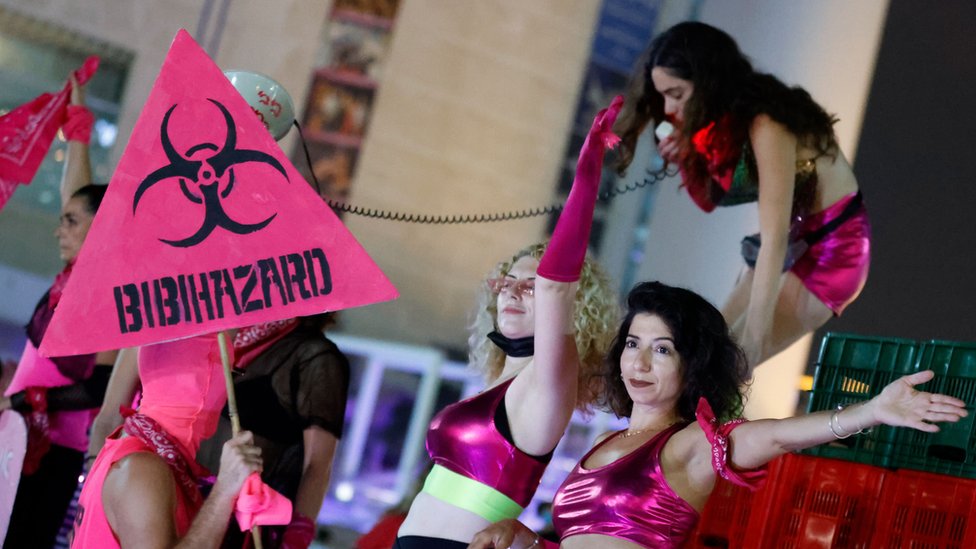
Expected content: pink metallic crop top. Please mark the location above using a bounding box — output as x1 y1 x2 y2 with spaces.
425 378 549 507
551 398 767 548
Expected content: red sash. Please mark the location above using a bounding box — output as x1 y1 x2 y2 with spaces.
121 409 208 509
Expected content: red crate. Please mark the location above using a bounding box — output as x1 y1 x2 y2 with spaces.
870 469 976 548
684 455 786 548
685 479 756 547
744 454 887 548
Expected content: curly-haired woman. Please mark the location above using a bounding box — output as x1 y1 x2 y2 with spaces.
393 99 623 548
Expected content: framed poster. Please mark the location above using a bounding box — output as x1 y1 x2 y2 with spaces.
294 2 399 206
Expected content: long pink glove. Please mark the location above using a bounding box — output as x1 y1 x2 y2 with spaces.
235 472 293 530
537 95 623 282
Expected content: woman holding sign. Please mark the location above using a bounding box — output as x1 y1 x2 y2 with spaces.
1 78 119 548
393 98 622 548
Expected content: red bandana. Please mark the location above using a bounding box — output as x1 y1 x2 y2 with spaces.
0 57 98 207
682 115 743 212
22 387 51 476
232 319 299 370
121 408 209 509
48 261 75 310
0 177 17 211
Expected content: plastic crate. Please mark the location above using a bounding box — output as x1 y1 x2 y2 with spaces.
871 469 976 548
685 479 753 547
803 333 919 467
744 454 887 549
889 340 976 478
685 468 773 548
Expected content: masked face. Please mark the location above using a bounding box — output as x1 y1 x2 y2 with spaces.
493 256 538 339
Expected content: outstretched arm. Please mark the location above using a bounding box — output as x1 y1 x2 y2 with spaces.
508 97 623 455
61 76 94 206
727 370 967 470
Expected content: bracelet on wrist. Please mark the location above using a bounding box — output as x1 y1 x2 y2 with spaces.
829 403 870 439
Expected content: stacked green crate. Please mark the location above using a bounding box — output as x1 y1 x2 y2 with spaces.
803 333 919 467
889 340 976 478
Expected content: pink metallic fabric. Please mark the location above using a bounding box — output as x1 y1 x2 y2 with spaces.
552 400 766 548
790 191 871 315
425 378 548 507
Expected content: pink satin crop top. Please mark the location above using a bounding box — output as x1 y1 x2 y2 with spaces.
425 378 549 507
551 398 767 548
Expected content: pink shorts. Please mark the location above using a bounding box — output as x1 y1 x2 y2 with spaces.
789 192 871 315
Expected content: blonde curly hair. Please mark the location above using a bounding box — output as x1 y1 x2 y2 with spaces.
467 242 620 411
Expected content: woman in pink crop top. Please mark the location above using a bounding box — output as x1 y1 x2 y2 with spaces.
394 101 622 549
613 22 870 370
470 282 967 549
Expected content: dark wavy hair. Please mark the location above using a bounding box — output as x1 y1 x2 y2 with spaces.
598 281 749 422
71 184 108 215
614 21 838 183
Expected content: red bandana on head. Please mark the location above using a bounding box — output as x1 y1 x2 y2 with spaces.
232 319 299 369
0 57 99 211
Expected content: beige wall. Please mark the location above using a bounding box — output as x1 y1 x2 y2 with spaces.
339 0 601 348
0 0 330 167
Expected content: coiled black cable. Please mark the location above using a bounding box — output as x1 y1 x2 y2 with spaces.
294 120 676 225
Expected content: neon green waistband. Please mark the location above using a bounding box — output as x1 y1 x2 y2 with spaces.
421 464 524 523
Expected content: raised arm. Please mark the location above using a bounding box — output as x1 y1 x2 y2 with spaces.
61 76 94 206
507 97 623 455
727 370 967 470
738 114 796 365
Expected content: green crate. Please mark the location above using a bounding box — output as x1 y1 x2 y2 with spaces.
802 332 919 467
890 340 976 478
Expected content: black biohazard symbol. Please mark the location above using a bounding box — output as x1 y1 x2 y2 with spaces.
133 99 288 247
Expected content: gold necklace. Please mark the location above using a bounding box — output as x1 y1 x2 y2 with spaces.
621 420 679 438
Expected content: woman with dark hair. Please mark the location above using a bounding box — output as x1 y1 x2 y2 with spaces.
1 77 118 548
393 98 623 549
195 313 351 549
614 21 870 368
469 281 968 549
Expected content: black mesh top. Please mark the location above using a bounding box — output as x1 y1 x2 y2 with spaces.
228 323 350 498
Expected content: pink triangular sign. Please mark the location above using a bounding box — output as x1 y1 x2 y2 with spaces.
40 30 397 356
